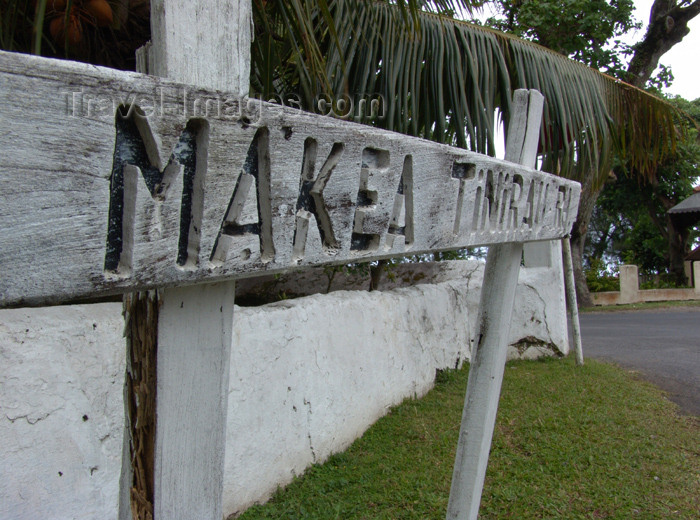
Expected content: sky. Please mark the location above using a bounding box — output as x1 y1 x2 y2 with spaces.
629 0 700 101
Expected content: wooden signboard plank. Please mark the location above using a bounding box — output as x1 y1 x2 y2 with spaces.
0 51 580 307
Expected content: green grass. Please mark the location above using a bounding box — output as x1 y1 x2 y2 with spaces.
235 357 700 520
581 300 700 313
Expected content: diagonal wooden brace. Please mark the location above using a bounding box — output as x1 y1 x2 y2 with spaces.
446 89 544 520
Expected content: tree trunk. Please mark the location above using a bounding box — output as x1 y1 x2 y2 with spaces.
570 226 593 308
627 0 700 87
666 214 691 285
570 172 602 308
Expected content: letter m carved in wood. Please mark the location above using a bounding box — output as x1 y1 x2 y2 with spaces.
104 106 208 275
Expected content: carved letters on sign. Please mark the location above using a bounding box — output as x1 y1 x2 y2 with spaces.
104 107 578 278
0 52 580 305
105 106 209 274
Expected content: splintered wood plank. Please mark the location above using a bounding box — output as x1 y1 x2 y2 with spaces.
0 51 580 307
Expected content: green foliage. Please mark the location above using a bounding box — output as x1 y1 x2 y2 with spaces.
639 274 690 290
1 0 684 186
321 262 372 293
477 0 673 91
251 0 681 186
587 96 700 280
618 212 670 273
584 257 619 292
481 0 639 74
431 248 473 261
236 357 700 519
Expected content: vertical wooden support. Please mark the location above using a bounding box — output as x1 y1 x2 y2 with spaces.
119 2 252 519
149 0 252 92
562 236 584 365
155 283 235 520
446 89 544 520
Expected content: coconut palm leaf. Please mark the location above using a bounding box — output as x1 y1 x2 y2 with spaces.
5 0 679 184
251 0 680 186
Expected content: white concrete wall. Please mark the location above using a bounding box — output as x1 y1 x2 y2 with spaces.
223 282 471 516
0 304 126 520
0 256 569 518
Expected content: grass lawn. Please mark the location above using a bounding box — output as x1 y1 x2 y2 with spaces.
236 357 700 520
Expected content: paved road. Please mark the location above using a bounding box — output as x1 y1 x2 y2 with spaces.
579 308 700 417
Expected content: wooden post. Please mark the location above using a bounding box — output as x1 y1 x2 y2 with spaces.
148 0 251 93
119 2 251 519
446 89 544 520
562 236 584 365
154 283 236 520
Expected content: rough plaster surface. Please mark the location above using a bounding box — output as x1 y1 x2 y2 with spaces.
380 259 569 359
0 259 568 518
0 304 126 520
223 282 471 515
508 266 569 359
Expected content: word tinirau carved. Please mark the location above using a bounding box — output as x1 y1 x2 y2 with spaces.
451 163 573 236
104 103 579 282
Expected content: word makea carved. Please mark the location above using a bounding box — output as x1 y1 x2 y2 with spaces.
105 104 579 279
0 53 579 306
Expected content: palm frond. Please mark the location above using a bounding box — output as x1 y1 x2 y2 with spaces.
251 0 681 186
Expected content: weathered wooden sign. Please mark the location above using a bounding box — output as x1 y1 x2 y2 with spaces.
0 51 579 307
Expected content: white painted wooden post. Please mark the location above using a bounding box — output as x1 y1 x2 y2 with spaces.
562 236 584 365
121 2 251 519
148 0 251 93
154 283 236 520
446 89 544 520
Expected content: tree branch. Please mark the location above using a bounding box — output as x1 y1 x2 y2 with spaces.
627 0 700 87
